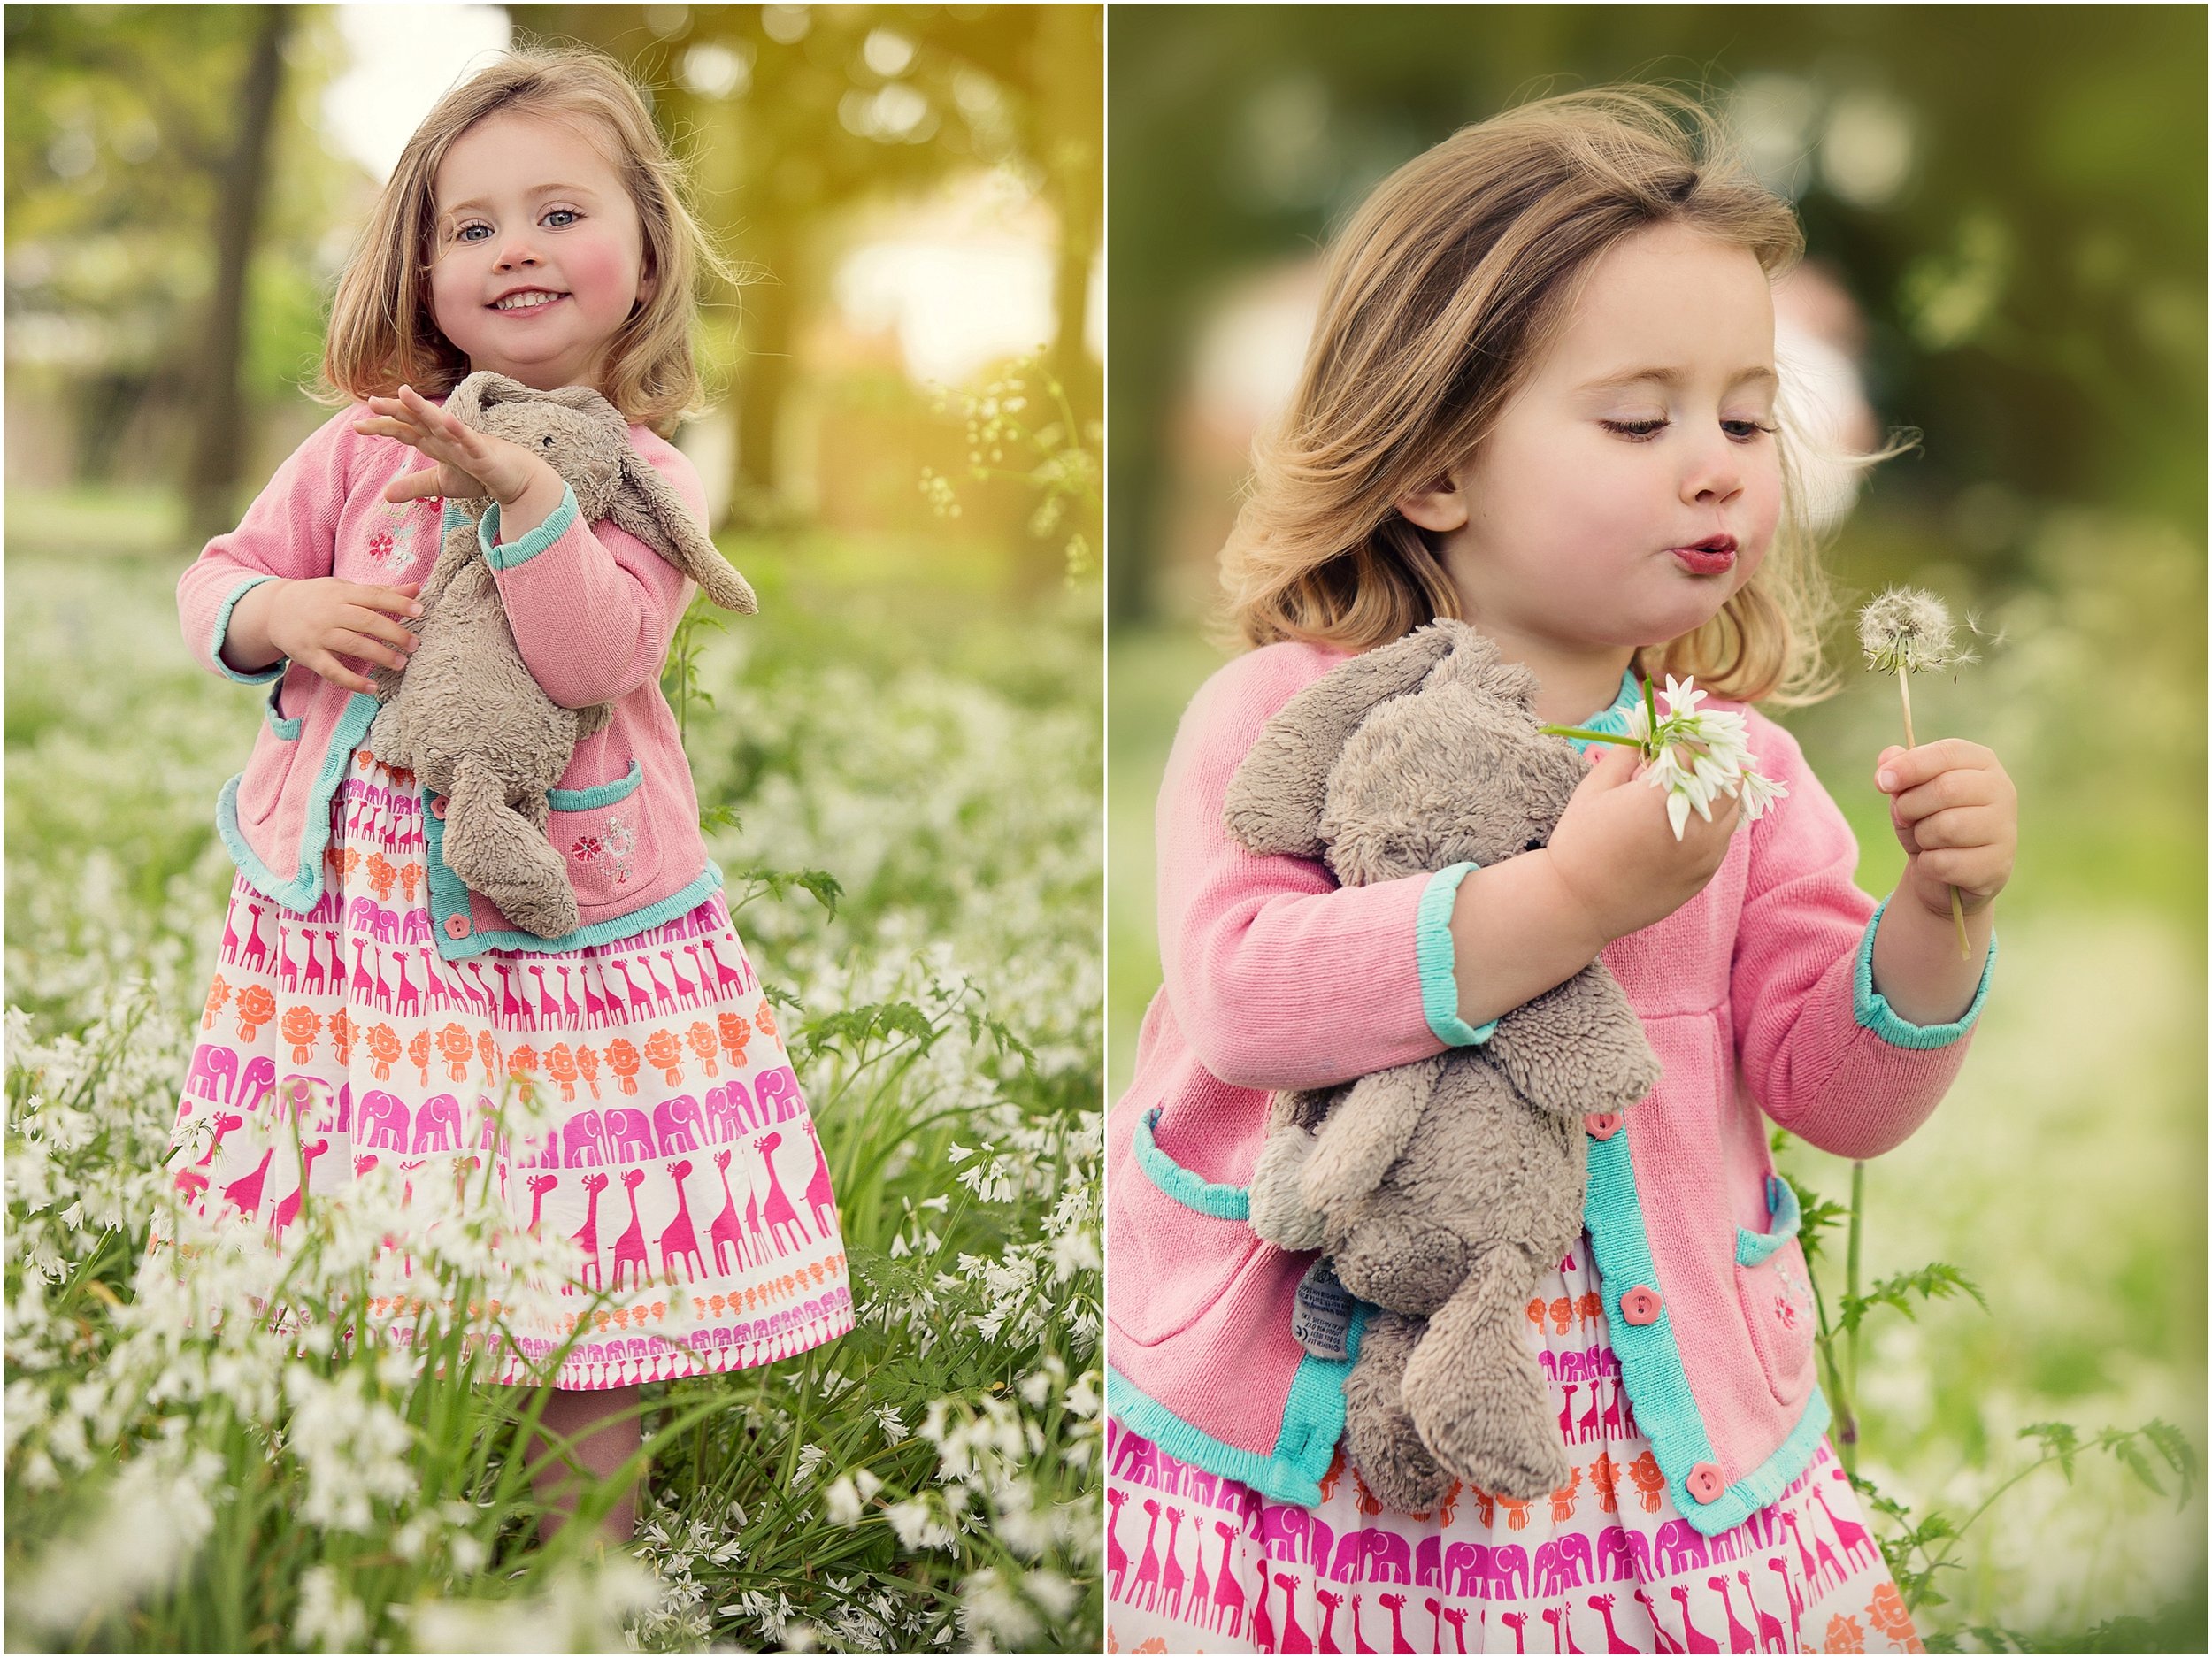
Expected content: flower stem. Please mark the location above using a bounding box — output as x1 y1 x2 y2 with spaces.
1894 670 1972 959
1537 725 1646 749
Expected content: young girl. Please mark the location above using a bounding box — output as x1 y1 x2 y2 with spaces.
164 49 852 1546
1106 88 2016 1653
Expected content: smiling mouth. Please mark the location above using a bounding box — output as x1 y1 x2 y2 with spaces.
488 290 567 312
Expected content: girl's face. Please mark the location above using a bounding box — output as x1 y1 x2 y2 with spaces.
426 110 654 395
1405 220 1784 671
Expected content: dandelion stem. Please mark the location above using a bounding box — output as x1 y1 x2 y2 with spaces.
1892 671 1970 958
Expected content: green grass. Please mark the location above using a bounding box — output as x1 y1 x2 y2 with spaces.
4 502 1102 1653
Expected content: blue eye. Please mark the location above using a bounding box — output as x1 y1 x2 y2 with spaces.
1601 418 1778 443
456 223 488 242
544 208 580 227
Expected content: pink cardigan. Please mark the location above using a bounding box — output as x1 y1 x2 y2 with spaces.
1105 641 1995 1531
175 401 723 960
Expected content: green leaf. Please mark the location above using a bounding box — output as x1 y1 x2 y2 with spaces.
698 802 743 834
1837 1261 1988 1334
2020 1420 2082 1482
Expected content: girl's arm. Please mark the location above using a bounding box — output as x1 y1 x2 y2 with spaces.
176 409 362 683
1157 649 1468 1094
478 451 698 710
1731 721 1996 1161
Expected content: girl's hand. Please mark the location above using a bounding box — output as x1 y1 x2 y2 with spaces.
1876 740 2016 920
264 577 425 695
353 383 555 509
1546 740 1742 945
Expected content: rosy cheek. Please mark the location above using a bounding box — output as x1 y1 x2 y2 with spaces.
560 238 635 304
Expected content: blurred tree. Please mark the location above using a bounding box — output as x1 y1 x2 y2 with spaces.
1108 4 2206 622
4 4 358 511
508 3 1101 527
184 4 292 544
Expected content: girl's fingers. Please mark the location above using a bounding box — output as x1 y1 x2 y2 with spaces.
340 605 419 649
312 651 380 695
384 468 446 503
345 581 425 615
1889 769 1989 823
331 627 411 671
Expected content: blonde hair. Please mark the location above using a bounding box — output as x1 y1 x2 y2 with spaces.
1224 84 1901 705
313 42 734 437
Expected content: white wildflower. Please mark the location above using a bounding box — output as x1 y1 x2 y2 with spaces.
295 1563 368 1653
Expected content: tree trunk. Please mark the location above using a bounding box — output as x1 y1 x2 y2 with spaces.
1039 4 1103 422
184 4 289 546
727 218 800 526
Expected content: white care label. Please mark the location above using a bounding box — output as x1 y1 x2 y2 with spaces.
1292 1257 1358 1361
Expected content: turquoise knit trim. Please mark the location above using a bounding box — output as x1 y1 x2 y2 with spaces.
1417 863 1495 1046
1735 1174 1803 1268
1272 1301 1369 1501
480 482 580 571
1853 896 1998 1049
548 760 642 810
419 780 726 959
1551 669 1643 754
211 574 286 685
1133 1107 1251 1220
1109 1339 1361 1509
1583 1122 1827 1535
264 677 303 741
213 690 380 914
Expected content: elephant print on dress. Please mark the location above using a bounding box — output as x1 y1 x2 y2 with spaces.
234 1055 278 1117
184 1042 241 1105
412 1093 463 1152
750 1064 802 1122
603 1106 657 1163
561 1109 607 1168
652 1093 706 1153
356 1089 411 1152
1442 1539 1490 1596
1651 1517 1711 1577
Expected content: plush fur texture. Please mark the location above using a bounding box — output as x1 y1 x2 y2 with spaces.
1224 619 1662 1509
366 372 757 938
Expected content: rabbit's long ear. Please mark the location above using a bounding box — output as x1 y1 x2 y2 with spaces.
1223 622 1460 858
1421 618 1540 710
612 450 758 613
444 370 527 429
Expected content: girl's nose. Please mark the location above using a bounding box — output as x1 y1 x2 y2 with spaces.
1683 439 1742 504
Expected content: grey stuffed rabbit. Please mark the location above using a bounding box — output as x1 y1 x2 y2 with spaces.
366 371 757 939
1223 620 1661 1509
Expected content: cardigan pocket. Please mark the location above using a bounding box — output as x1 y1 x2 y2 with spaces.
234 669 307 826
545 759 664 910
1732 1175 1816 1406
1110 1107 1265 1347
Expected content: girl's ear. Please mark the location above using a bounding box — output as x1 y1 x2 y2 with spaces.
1395 467 1470 533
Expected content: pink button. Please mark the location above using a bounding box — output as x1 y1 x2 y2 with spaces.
1584 1112 1623 1140
1686 1462 1726 1504
443 914 471 940
1618 1286 1663 1326
429 795 448 819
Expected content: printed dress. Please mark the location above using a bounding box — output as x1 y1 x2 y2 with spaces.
159 747 855 1389
1106 1236 1922 1655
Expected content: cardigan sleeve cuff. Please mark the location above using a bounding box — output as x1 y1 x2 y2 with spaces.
480 482 580 571
1852 895 1998 1049
211 573 287 685
1417 862 1496 1046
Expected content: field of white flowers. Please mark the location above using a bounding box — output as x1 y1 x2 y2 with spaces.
5 501 1103 1654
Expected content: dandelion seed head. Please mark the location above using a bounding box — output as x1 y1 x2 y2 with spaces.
1860 586 1976 676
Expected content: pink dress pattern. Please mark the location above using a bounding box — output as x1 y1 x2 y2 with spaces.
1106 1236 1922 1654
159 748 854 1388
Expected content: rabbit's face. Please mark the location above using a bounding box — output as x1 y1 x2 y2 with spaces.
476 401 627 518
1320 657 1586 887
